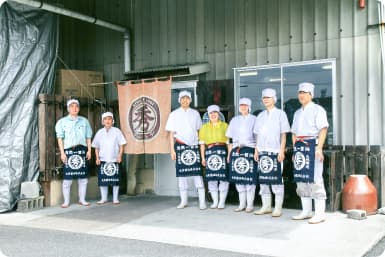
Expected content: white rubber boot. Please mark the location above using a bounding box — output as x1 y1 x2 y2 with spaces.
218 190 228 209
61 180 72 208
78 178 90 206
272 195 284 217
112 186 120 204
292 197 313 220
234 192 246 212
245 189 255 213
254 195 272 215
210 191 219 209
177 190 188 209
198 188 207 210
97 186 108 204
308 199 326 224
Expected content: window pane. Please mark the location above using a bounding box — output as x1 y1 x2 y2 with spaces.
171 81 197 110
239 67 281 116
283 62 333 144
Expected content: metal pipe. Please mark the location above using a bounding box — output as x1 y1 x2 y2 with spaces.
124 31 131 72
378 0 385 144
8 0 131 72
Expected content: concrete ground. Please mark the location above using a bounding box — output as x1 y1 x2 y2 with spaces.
0 195 384 257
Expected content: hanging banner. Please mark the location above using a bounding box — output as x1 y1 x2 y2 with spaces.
117 78 171 154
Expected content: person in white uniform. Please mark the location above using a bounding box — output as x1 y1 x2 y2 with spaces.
165 90 207 210
253 88 290 217
92 112 127 204
226 98 258 213
291 82 329 224
55 99 92 208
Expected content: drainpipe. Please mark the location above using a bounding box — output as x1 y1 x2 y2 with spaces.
379 0 385 145
8 0 131 72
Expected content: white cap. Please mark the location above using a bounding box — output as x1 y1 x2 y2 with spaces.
207 105 220 114
262 88 277 102
66 99 79 108
101 112 114 124
178 90 191 103
298 82 314 97
239 97 252 107
102 112 114 120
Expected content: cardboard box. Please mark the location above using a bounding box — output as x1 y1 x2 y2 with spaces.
56 69 105 98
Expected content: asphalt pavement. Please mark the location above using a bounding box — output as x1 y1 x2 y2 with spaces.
0 195 384 257
0 224 266 257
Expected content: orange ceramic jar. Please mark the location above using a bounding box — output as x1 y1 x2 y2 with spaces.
342 175 377 215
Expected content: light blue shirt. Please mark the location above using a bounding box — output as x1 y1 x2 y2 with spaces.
254 107 290 153
55 115 93 149
226 114 257 148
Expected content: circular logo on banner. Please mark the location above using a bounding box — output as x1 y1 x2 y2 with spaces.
234 157 250 174
207 154 223 171
68 155 84 170
128 96 160 141
181 150 197 166
294 152 306 170
259 156 274 173
102 163 118 176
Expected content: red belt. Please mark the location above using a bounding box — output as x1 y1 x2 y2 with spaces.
207 142 226 149
175 139 186 145
296 136 316 139
295 136 317 145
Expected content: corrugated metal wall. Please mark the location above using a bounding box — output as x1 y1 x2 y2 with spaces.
50 0 383 145
49 0 130 100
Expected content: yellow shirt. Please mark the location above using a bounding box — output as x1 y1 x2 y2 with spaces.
198 121 228 145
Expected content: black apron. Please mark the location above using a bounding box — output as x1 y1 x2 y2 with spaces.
293 139 316 183
175 142 202 177
229 146 257 185
98 162 120 186
205 145 228 181
258 152 282 185
63 145 88 179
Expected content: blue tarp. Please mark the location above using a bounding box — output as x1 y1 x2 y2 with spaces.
0 2 57 212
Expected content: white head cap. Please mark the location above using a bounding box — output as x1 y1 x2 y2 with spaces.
239 97 252 107
298 82 315 97
67 99 79 108
262 88 277 103
101 112 114 124
67 99 79 112
178 90 191 103
239 97 252 113
207 104 220 114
